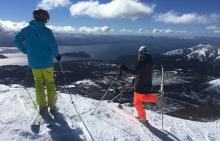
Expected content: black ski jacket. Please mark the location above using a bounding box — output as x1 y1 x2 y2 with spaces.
122 54 153 94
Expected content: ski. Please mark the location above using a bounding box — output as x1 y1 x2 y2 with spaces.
31 113 42 134
31 112 55 133
42 112 56 128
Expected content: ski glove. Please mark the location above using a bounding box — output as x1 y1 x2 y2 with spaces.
56 54 61 61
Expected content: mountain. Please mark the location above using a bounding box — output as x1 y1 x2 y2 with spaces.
155 44 220 76
0 54 7 59
0 83 219 141
163 44 218 61
203 78 220 97
61 52 91 58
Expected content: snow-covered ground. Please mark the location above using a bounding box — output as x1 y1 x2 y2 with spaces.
0 84 219 141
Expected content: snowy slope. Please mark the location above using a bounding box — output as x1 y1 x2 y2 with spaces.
0 84 220 141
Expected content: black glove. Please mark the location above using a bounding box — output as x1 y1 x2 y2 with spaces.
56 54 61 61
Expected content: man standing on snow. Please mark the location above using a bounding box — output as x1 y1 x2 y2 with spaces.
14 9 61 116
120 46 158 124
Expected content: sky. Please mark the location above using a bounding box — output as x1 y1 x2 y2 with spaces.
0 0 220 36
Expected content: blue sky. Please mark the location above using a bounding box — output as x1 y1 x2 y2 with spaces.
0 0 220 36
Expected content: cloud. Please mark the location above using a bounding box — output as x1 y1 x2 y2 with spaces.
206 25 218 30
153 28 172 34
120 28 133 32
137 28 150 34
214 30 220 33
47 25 76 33
154 11 220 24
152 28 188 34
38 0 71 10
69 0 155 20
0 20 113 34
0 20 28 32
138 28 145 33
79 26 112 33
205 25 220 34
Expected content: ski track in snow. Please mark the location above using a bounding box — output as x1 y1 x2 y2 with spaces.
0 84 220 141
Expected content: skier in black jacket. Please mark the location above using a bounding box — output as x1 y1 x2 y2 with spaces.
120 46 158 124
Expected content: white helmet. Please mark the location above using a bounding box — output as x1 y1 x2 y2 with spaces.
138 46 149 54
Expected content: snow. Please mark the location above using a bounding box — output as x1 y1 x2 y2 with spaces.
187 47 210 61
163 49 184 56
0 84 220 141
214 56 220 63
207 79 220 85
204 78 220 95
194 44 212 48
163 44 219 62
74 79 100 88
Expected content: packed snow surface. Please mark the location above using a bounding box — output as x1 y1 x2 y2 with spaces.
0 84 219 141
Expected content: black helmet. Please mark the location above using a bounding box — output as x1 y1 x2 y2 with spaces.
33 9 50 23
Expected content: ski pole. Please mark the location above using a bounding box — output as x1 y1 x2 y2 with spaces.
59 61 74 103
24 67 39 113
58 61 95 141
110 84 131 102
92 75 118 114
160 65 164 130
110 77 132 85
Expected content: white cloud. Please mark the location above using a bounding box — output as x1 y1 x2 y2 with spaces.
120 28 133 32
79 26 112 33
206 25 218 30
214 30 220 33
38 0 71 10
205 25 220 34
152 28 188 34
153 28 172 34
69 0 155 20
138 28 145 33
47 25 76 33
154 11 220 24
0 20 113 34
0 20 28 32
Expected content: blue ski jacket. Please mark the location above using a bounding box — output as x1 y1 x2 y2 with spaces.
14 20 59 68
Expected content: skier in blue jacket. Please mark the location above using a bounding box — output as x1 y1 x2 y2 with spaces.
14 9 61 116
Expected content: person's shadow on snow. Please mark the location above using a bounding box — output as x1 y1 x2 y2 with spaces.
48 112 84 141
146 124 181 141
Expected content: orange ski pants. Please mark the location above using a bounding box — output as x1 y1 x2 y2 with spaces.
133 92 158 120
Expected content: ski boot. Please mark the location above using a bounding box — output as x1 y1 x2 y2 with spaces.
136 117 150 126
39 107 49 116
50 106 58 115
39 107 54 125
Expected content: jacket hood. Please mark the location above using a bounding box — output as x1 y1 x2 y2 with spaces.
29 20 46 30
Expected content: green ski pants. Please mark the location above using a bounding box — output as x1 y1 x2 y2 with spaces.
32 67 56 108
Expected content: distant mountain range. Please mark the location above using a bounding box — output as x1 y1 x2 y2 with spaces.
155 44 220 76
0 54 7 59
61 52 91 58
1 34 220 55
163 44 219 61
